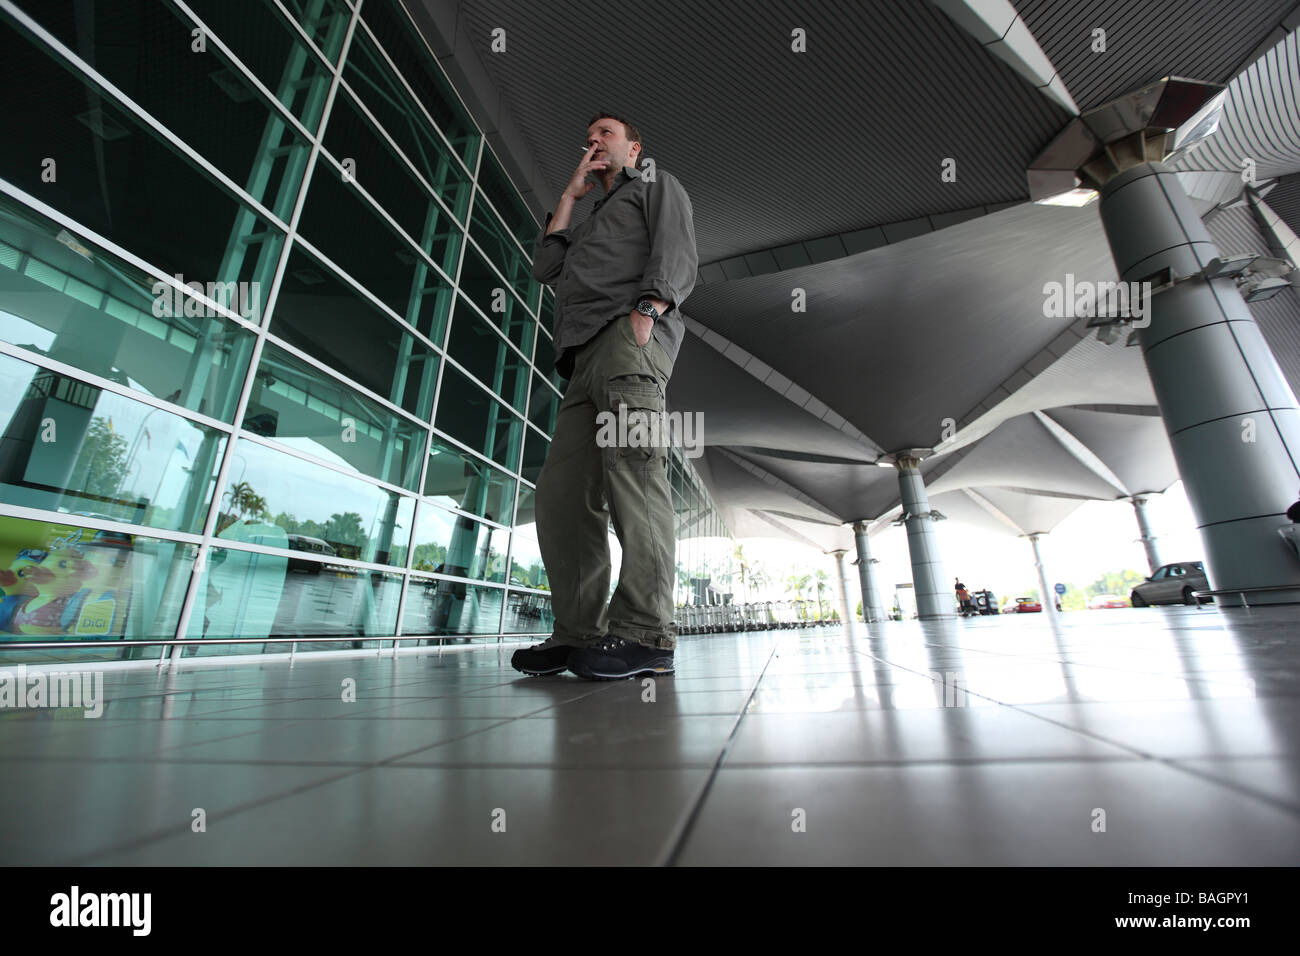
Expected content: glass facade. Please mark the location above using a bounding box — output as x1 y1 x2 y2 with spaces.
0 0 730 662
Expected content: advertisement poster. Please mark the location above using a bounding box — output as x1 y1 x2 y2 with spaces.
0 517 134 641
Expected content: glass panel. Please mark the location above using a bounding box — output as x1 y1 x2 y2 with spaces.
531 330 564 390
295 165 457 343
502 590 553 635
0 198 256 423
322 88 464 275
0 355 226 534
508 532 548 591
341 28 474 221
0 515 192 660
520 427 548 484
408 501 504 582
514 484 535 528
400 577 503 637
15 0 315 223
433 367 523 473
445 307 529 414
477 147 540 252
218 439 414 565
528 373 559 435
457 244 534 354
357 0 480 169
0 16 291 288
185 552 402 651
423 435 515 523
271 245 440 420
469 209 532 304
178 0 338 129
249 341 424 490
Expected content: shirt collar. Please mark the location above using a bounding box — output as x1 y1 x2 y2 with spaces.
593 167 642 211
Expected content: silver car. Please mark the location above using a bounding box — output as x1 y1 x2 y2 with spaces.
1130 561 1210 606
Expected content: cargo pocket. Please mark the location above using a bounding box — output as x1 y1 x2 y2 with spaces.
604 377 666 470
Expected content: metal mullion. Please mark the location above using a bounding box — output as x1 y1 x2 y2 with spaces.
0 2 293 238
231 430 419 500
394 119 480 648
0 340 237 436
427 424 523 487
270 0 348 75
261 330 432 433
170 0 362 664
0 502 205 546
460 230 535 323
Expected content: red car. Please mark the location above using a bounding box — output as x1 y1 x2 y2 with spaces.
1006 597 1042 613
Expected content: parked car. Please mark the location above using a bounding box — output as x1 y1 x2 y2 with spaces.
1088 593 1130 609
1130 561 1210 606
1006 597 1042 613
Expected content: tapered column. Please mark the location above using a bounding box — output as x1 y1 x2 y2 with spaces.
1098 162 1300 604
895 455 953 618
1131 495 1162 575
851 520 887 623
831 550 855 634
1027 533 1058 616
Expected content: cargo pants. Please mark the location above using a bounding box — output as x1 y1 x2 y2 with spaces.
535 316 677 650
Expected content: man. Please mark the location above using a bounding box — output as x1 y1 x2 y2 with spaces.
511 113 698 680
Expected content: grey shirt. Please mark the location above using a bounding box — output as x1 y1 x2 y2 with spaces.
532 165 699 379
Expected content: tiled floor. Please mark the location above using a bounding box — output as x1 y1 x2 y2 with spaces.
2 605 1299 865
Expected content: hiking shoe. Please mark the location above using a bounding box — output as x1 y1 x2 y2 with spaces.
567 636 674 680
510 636 575 676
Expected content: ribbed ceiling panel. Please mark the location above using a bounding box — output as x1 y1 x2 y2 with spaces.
454 0 1065 262
1014 0 1297 111
1173 26 1300 180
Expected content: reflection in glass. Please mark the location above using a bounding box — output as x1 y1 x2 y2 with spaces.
271 245 440 420
528 373 559 435
424 435 516 522
249 342 424 490
409 501 505 582
469 208 535 310
401 577 503 638
186 545 402 651
0 514 192 658
217 439 414 566
0 355 226 534
503 590 553 635
477 147 541 253
508 532 548 591
520 427 548 485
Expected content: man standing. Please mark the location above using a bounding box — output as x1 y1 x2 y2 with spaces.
511 113 698 680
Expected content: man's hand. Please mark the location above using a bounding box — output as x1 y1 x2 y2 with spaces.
628 310 653 347
563 143 609 203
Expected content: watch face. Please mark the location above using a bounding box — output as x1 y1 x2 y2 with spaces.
637 300 658 317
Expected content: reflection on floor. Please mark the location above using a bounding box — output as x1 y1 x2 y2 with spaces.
2 605 1299 865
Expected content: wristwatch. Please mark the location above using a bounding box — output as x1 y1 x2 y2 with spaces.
636 299 661 320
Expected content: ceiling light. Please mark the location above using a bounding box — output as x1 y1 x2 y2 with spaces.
1035 188 1099 207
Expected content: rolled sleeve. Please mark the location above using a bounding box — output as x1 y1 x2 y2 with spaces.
639 173 698 311
532 212 569 284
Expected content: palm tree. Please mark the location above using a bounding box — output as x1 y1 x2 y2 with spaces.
814 568 830 620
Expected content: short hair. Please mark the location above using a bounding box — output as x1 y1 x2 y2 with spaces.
588 112 644 167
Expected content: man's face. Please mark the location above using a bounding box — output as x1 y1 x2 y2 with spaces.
586 117 639 171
